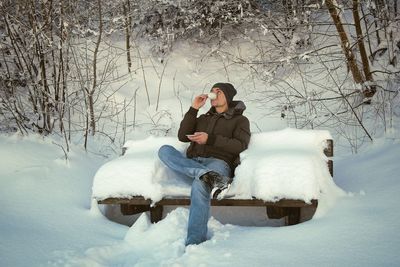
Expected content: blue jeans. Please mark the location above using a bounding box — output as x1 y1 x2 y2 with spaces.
158 145 231 245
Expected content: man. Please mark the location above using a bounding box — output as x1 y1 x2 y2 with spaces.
158 82 251 245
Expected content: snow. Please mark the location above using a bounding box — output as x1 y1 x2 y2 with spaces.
230 128 337 203
0 134 127 267
92 136 191 202
1 133 400 266
92 128 339 206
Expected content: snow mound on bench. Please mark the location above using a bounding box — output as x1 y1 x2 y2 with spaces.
92 137 189 202
229 128 335 203
92 128 337 203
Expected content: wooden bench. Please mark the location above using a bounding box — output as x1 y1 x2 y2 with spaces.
97 139 333 226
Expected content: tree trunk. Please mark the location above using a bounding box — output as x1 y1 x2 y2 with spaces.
123 0 132 73
89 0 103 135
30 0 51 133
325 0 363 84
352 0 375 98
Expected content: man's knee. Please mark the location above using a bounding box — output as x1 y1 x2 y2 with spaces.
158 144 174 160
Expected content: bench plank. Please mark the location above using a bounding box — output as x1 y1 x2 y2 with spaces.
324 139 334 176
98 196 318 225
99 196 317 208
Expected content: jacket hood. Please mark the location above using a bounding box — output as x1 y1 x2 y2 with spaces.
207 100 246 119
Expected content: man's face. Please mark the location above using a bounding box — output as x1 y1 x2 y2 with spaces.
210 87 227 107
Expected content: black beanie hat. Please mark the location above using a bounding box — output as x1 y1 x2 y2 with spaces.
211 82 237 104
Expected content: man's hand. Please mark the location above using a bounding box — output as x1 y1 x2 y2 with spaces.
187 132 208 145
191 94 208 110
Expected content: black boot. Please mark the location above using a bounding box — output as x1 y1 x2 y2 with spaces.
199 171 216 189
200 171 232 199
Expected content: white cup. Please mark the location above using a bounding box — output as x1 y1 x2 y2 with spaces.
208 92 217 100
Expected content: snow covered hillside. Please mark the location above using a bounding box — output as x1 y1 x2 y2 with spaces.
0 133 399 267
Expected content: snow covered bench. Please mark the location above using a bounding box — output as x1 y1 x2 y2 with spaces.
93 129 334 226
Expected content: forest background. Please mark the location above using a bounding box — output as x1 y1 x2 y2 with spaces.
1 0 399 155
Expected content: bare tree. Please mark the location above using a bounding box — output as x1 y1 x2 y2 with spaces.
123 0 132 73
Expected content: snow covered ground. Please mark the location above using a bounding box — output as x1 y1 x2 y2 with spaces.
1 133 399 267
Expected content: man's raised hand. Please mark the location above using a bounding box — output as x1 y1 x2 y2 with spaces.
191 94 208 110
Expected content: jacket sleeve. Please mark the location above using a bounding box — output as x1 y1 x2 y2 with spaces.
206 116 251 155
177 107 198 142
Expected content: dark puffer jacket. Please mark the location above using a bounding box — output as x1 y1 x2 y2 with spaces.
178 101 251 176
